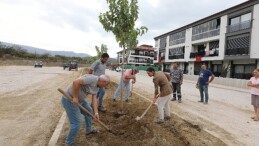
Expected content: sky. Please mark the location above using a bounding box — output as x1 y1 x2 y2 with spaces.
0 0 247 58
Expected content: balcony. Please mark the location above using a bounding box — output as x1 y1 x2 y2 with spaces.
192 29 220 41
227 20 251 33
169 54 184 59
225 47 249 56
128 60 153 64
190 50 218 58
169 38 185 46
130 53 154 57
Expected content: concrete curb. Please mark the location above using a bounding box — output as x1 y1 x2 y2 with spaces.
48 111 66 146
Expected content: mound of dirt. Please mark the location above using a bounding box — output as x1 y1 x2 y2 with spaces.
57 83 226 146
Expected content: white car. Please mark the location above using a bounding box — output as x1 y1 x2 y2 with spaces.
115 67 122 72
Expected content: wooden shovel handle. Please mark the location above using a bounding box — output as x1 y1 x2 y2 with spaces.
57 88 110 131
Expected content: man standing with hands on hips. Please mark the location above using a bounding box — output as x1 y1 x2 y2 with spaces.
170 62 183 103
89 53 109 112
196 65 214 104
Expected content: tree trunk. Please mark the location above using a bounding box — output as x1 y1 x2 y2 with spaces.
119 46 125 111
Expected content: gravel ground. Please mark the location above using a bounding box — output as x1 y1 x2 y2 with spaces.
0 66 79 146
106 69 259 146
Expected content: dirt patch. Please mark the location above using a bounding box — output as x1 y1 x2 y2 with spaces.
57 82 226 146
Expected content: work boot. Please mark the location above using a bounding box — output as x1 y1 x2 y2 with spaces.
113 99 116 102
171 98 176 101
125 99 129 102
98 106 107 112
154 119 164 124
164 116 171 121
178 99 182 103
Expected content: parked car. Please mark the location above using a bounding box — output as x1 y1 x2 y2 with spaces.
69 61 78 71
34 60 43 68
115 67 122 72
63 63 69 70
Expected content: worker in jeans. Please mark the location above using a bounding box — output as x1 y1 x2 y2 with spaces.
170 62 183 103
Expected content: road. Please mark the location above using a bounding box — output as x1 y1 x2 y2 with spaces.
0 66 79 146
106 70 259 146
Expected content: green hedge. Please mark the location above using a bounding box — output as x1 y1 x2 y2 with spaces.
123 65 160 71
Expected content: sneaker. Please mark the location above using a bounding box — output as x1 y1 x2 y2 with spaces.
164 116 171 121
85 129 98 135
65 143 78 146
154 119 164 124
171 98 176 101
178 99 182 103
113 99 116 102
98 106 107 112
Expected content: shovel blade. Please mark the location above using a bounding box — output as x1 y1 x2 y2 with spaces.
135 116 141 121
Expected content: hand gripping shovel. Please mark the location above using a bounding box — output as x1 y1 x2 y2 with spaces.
135 94 159 121
57 88 111 132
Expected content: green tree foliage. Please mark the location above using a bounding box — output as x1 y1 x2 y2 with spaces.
99 0 147 110
86 44 109 64
99 0 147 49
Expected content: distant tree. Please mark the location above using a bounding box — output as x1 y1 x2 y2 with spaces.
99 0 148 110
86 44 109 64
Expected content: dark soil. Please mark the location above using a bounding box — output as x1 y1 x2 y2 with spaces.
57 82 226 146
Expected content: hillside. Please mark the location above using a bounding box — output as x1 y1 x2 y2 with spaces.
1 42 91 58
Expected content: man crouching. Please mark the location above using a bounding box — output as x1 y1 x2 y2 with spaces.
146 67 172 124
61 74 110 146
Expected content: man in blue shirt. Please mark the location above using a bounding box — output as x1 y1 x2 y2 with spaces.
196 65 214 104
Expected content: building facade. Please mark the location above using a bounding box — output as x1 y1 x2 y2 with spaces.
117 44 155 66
154 0 259 79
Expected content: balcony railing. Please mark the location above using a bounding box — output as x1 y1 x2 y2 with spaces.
169 54 184 59
227 20 251 33
128 60 153 64
225 47 249 56
190 49 219 58
130 53 154 57
192 28 220 41
169 38 185 46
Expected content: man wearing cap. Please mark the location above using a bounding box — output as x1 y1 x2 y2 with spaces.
113 68 139 102
62 74 110 146
89 53 109 112
170 62 183 103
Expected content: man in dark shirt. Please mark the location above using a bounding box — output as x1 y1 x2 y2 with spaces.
196 65 214 104
170 62 183 103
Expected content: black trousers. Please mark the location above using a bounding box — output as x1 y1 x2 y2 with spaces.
172 82 181 99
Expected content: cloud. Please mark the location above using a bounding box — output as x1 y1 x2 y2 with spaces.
0 0 247 58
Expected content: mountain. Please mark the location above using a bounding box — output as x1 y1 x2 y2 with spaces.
1 42 91 58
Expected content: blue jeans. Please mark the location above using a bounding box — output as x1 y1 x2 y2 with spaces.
61 96 93 145
113 80 130 100
199 85 209 102
97 87 105 107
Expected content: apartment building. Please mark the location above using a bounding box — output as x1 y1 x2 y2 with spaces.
154 0 259 79
117 44 155 66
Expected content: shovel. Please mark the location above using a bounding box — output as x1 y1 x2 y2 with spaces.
57 88 110 131
135 94 159 121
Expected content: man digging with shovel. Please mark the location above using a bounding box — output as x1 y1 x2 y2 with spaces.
61 74 110 146
146 67 172 124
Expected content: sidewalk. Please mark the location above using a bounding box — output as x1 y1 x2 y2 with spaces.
106 69 259 146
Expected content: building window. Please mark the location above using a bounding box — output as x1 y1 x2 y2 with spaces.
154 51 157 61
209 41 219 56
233 64 254 79
226 34 250 56
159 37 167 49
169 30 186 46
228 13 252 32
169 47 185 59
192 18 221 41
